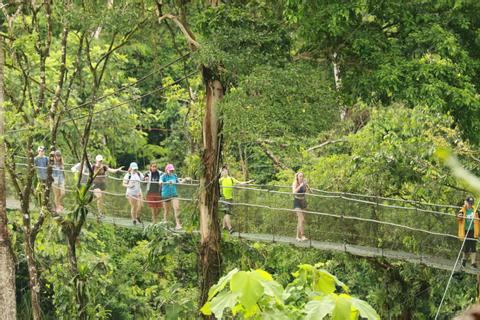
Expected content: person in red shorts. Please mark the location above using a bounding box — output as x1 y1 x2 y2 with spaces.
144 161 162 223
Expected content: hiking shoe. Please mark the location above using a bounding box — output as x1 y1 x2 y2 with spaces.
462 259 467 267
472 263 478 269
160 220 168 224
133 220 137 225
228 228 234 234
175 225 182 230
137 217 142 224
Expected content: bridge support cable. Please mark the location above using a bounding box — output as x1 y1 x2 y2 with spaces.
434 199 479 319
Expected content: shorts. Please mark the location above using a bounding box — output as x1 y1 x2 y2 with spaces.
126 192 142 200
53 182 65 190
464 229 477 253
162 195 178 202
93 183 107 191
146 192 162 208
293 197 307 210
220 197 233 214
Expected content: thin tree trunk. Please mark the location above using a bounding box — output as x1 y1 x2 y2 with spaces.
0 35 17 320
199 70 223 311
66 231 86 320
238 144 249 180
24 231 41 320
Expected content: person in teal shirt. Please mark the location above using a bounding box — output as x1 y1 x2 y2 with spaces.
160 163 184 230
457 196 479 268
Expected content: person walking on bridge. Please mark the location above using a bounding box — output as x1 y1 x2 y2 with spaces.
52 150 65 213
457 196 479 268
219 165 254 233
34 145 48 185
160 163 183 230
293 172 310 242
123 162 144 225
92 155 123 218
144 161 162 223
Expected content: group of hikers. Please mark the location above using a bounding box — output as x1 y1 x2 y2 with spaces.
33 145 312 240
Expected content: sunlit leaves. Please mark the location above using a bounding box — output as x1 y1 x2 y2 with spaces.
202 264 377 319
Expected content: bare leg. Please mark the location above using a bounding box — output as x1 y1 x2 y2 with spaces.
128 197 136 221
151 207 159 224
162 201 170 223
224 214 232 230
172 198 181 229
94 189 104 216
296 209 306 240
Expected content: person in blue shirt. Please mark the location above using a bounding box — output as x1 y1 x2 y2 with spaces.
160 163 184 230
34 146 48 184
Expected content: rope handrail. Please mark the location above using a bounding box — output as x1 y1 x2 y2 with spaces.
226 200 463 241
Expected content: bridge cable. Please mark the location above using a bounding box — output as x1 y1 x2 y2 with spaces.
434 198 480 319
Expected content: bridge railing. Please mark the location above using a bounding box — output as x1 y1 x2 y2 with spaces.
6 165 466 263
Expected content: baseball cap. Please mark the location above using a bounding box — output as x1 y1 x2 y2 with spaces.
466 196 475 204
129 162 139 170
38 146 45 152
95 154 104 162
165 163 175 171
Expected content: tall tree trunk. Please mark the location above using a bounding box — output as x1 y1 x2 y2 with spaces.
0 36 17 320
199 68 223 311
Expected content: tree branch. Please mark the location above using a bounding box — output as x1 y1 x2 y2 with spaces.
157 13 201 49
307 138 346 152
256 140 292 171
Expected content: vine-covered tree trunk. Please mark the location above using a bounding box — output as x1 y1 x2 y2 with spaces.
65 230 86 320
199 69 224 311
0 36 17 320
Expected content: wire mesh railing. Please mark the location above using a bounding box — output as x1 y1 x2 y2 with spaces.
5 164 468 266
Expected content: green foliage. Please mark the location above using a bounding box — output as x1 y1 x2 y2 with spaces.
201 263 379 319
286 0 480 144
300 104 478 204
196 4 291 87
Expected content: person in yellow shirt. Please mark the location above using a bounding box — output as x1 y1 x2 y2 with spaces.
219 165 253 233
457 196 479 268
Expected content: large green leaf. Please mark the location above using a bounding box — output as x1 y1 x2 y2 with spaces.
208 268 239 300
350 297 380 320
230 271 265 312
208 291 241 319
251 269 284 299
331 294 352 320
304 295 335 320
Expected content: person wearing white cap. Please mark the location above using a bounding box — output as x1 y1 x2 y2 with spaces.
91 154 123 218
123 162 144 225
34 146 48 184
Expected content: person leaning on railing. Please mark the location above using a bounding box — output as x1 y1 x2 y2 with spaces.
219 165 254 234
457 195 479 268
292 172 310 242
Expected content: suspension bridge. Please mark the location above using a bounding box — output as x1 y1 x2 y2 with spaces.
6 163 479 275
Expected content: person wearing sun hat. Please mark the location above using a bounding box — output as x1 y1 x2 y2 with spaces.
160 163 183 230
457 195 480 268
123 162 144 225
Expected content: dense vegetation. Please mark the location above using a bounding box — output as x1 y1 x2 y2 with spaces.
2 0 480 319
